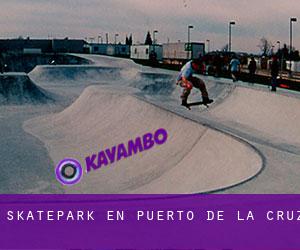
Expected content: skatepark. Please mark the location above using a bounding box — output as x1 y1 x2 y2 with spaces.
1 54 300 194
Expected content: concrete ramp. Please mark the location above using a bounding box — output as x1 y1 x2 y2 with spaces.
211 87 300 146
131 72 176 95
74 54 142 69
28 62 178 100
0 73 51 105
29 65 123 84
24 86 262 194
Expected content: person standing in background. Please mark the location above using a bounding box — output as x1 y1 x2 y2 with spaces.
248 57 257 82
230 55 241 82
270 56 279 92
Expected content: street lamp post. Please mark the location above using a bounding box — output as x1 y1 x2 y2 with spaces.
98 35 103 44
289 17 297 77
206 39 210 53
153 30 158 45
277 41 283 78
229 21 236 52
152 30 158 54
188 25 194 59
106 33 109 44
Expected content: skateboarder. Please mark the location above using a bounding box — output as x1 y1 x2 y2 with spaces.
176 59 213 108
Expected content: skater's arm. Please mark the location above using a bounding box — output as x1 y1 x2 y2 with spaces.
177 64 193 86
181 77 193 89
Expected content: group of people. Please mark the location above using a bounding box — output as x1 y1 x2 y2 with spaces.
176 55 281 108
229 55 280 91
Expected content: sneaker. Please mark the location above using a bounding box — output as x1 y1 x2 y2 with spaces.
181 100 191 110
181 100 188 106
202 97 213 104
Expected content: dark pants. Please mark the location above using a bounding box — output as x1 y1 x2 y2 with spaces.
271 76 277 91
179 76 209 102
231 71 239 82
249 72 255 82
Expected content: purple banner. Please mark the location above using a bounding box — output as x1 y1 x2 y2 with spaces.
0 195 300 249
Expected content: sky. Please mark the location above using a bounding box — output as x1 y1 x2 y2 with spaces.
0 0 299 53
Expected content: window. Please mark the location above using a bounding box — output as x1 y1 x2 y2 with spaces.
122 47 126 52
146 48 149 54
94 47 99 52
134 48 137 54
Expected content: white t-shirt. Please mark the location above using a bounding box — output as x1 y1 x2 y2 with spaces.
177 61 195 81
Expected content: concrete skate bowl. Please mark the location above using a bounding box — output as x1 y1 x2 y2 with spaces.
24 85 263 194
1 53 91 73
77 54 142 69
29 65 123 85
0 73 51 105
210 87 300 147
131 72 176 95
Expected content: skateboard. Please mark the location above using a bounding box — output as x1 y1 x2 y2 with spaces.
182 100 214 110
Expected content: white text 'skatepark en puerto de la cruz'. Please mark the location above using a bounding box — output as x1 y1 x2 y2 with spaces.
5 210 300 222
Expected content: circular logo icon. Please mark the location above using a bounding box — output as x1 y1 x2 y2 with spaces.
55 158 83 185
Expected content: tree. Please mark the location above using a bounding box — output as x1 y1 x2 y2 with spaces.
144 31 152 45
258 37 272 56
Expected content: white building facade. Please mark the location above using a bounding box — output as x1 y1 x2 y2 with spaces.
130 45 163 61
88 44 130 57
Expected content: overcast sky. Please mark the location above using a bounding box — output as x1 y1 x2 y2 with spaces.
0 0 299 53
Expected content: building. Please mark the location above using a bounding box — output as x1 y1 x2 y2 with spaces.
286 61 300 73
87 43 130 57
130 45 163 61
162 42 205 64
51 39 86 53
0 38 87 53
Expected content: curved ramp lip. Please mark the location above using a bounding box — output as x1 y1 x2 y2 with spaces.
0 72 28 76
0 192 255 205
209 85 300 152
0 73 54 105
133 95 266 194
29 64 122 73
204 135 266 194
